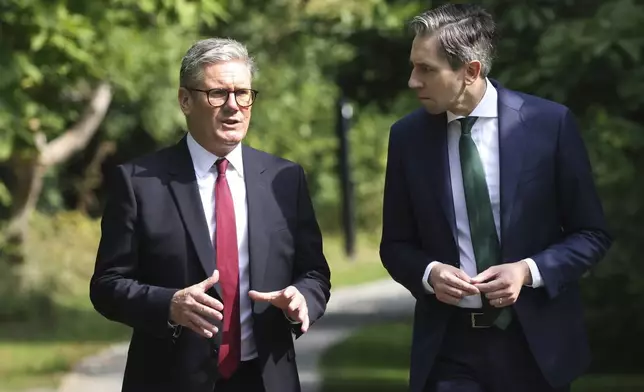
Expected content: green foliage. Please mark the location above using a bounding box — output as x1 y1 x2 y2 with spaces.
194 0 422 232
0 211 102 321
0 0 643 374
0 1 228 146
0 214 127 390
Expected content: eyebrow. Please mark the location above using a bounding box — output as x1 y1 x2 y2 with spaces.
410 60 437 69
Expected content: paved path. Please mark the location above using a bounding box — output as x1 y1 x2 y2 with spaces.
58 279 415 392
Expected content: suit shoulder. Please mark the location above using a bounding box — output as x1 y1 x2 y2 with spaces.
243 145 301 170
116 143 178 177
512 89 571 118
391 108 428 133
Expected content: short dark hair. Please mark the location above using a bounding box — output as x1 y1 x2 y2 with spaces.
409 4 497 77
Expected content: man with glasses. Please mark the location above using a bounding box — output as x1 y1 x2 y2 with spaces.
90 38 331 392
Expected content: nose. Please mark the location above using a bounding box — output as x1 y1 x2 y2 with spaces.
224 91 240 111
408 72 422 89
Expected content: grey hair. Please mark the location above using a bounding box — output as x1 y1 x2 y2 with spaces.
179 38 257 87
409 4 496 77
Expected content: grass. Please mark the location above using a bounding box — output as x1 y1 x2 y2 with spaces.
0 212 132 391
323 233 389 288
319 320 644 392
0 212 387 391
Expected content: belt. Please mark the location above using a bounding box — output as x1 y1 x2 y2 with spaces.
451 307 504 329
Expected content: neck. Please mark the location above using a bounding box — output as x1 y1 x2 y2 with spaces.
450 78 487 117
211 144 237 158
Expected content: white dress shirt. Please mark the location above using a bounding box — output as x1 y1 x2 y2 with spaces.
421 78 543 308
186 133 257 360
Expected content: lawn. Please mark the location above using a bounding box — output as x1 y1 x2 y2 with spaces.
322 233 389 287
319 320 644 392
0 212 387 391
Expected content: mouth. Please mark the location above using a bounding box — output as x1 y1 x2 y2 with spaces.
222 118 241 125
221 118 242 126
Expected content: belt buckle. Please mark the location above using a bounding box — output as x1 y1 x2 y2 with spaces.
470 312 491 328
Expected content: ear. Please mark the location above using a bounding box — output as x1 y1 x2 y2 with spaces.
464 60 482 85
178 87 192 115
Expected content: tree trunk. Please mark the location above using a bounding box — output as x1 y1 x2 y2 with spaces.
1 82 112 264
76 140 116 214
2 157 46 264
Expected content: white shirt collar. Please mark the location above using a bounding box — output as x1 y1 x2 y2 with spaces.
446 77 498 123
186 132 244 179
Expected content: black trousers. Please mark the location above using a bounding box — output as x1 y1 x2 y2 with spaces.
215 359 265 392
425 309 571 392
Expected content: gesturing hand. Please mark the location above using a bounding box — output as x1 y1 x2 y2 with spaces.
429 262 480 305
471 261 531 308
170 270 223 338
249 286 309 333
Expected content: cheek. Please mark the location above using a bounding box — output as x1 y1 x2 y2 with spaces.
206 108 222 122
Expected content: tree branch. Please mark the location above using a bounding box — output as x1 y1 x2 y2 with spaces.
39 82 113 166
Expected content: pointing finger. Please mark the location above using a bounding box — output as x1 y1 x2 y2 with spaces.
248 290 280 302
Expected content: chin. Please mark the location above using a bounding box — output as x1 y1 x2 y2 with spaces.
418 100 441 115
217 130 246 144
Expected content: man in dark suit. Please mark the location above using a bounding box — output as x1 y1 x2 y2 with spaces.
379 4 611 392
90 37 331 392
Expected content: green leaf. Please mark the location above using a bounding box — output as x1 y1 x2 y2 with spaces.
617 38 642 62
0 131 13 161
0 180 11 207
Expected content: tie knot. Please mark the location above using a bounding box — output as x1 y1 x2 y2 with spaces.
215 158 228 175
457 116 479 135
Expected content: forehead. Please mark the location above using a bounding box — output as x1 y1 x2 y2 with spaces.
410 34 447 68
201 61 251 88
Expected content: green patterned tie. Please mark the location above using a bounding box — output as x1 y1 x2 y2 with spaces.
458 117 511 329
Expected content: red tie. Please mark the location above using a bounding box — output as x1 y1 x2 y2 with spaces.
214 158 240 379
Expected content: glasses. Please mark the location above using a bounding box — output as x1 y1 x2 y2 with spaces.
186 87 258 108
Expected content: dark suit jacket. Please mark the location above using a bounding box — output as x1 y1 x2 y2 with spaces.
90 136 331 392
379 80 612 392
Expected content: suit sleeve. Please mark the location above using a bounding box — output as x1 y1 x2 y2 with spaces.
531 109 612 299
291 165 331 337
379 127 434 300
90 165 178 338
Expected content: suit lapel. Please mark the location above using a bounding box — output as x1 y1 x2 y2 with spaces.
496 85 526 248
419 112 458 246
167 136 222 298
242 146 269 295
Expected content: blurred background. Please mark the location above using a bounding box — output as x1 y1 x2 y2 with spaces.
0 0 643 391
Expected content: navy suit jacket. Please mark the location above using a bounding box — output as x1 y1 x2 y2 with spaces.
90 137 331 392
379 80 612 391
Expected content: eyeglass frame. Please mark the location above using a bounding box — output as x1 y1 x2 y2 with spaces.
184 87 259 108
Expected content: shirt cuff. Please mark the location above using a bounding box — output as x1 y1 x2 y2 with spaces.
284 310 300 324
422 261 441 294
524 258 543 288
